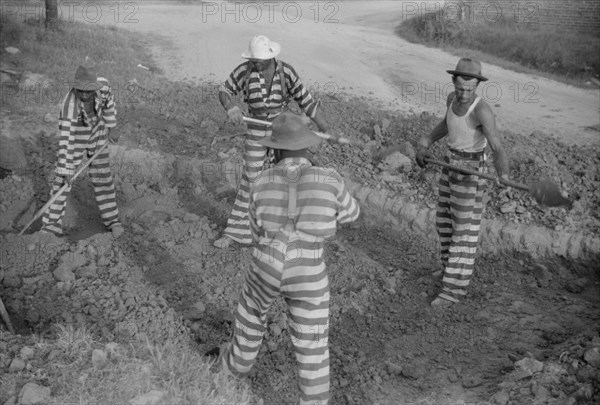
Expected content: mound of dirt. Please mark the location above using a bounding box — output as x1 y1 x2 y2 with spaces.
0 174 35 231
1 231 187 344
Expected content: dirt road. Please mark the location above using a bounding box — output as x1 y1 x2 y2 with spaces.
82 0 599 145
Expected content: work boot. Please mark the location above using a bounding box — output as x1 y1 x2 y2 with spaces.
110 223 125 239
430 296 454 307
213 236 233 249
39 227 63 237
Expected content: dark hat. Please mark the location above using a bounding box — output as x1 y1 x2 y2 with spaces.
258 112 322 150
73 65 101 91
446 58 488 81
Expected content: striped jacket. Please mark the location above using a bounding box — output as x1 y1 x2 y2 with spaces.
220 59 319 118
56 78 116 175
248 157 360 243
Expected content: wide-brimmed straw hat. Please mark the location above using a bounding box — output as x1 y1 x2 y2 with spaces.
73 65 101 91
241 35 281 60
258 112 322 151
446 58 488 81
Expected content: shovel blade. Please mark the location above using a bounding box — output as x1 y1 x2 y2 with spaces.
529 181 572 207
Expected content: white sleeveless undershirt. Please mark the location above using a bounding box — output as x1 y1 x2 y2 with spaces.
446 96 487 153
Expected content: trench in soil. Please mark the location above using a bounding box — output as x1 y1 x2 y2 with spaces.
21 145 596 404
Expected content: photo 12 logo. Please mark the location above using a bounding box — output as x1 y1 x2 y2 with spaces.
1 1 139 24
200 1 340 24
400 80 539 104
401 1 540 24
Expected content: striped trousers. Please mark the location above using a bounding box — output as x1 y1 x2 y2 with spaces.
223 113 279 244
435 151 486 302
42 127 120 235
221 234 330 405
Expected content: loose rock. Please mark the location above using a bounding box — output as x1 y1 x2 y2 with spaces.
20 346 35 360
92 349 108 369
19 383 51 405
583 346 600 368
129 390 165 405
8 358 25 373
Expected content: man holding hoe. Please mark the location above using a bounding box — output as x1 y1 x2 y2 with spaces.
416 57 510 307
214 35 336 248
40 65 123 238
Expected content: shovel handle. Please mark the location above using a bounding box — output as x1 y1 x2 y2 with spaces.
18 142 110 236
0 297 15 334
241 116 358 145
425 158 529 191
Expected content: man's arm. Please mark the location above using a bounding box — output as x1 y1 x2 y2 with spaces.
98 79 119 143
333 172 360 224
56 94 76 180
248 190 262 242
418 118 448 150
219 90 232 110
282 63 333 133
475 102 509 179
309 104 331 133
220 64 245 124
415 93 452 167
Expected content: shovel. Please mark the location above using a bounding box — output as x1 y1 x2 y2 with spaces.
18 142 110 236
242 116 359 145
425 158 572 208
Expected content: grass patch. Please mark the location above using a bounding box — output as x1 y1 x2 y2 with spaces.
28 324 251 404
1 16 155 85
395 12 600 84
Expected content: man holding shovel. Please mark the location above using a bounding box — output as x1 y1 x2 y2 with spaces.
214 35 335 248
210 112 360 404
40 66 123 238
416 58 510 307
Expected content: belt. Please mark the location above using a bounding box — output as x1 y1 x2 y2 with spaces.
449 148 484 160
260 228 325 244
249 105 287 116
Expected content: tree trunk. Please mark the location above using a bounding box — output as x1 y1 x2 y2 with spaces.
45 0 58 28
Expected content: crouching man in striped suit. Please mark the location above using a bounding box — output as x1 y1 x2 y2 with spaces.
41 65 123 238
416 58 510 307
210 113 360 404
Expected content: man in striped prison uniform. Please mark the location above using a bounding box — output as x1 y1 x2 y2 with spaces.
214 35 336 248
212 113 360 404
41 66 123 238
416 58 509 307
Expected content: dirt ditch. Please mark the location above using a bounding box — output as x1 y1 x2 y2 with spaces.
1 76 600 404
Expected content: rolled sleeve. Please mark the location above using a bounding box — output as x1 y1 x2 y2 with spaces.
285 64 318 118
55 116 76 176
98 78 117 128
220 62 247 97
335 178 360 224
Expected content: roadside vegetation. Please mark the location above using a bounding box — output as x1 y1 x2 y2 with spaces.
0 16 249 405
395 11 600 85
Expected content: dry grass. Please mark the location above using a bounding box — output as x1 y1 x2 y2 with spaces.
41 324 251 404
395 12 600 85
0 16 155 85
